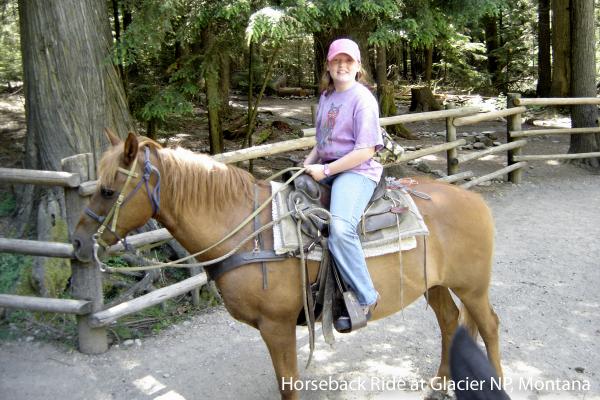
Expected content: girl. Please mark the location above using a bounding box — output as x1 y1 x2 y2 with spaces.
303 38 382 330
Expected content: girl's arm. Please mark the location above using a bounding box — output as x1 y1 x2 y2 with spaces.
303 146 320 167
305 147 375 181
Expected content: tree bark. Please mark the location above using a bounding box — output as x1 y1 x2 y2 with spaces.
483 14 501 91
536 0 552 96
551 0 571 96
201 29 223 155
409 87 442 112
568 0 599 166
205 61 223 155
410 47 421 81
18 0 134 295
424 46 433 84
401 40 409 80
375 45 387 104
219 52 231 113
19 0 133 171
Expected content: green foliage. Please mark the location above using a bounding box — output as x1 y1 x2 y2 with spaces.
140 85 195 122
0 192 16 217
0 0 21 87
494 1 537 92
436 31 490 90
15 218 71 298
246 6 305 46
0 253 31 294
116 0 253 130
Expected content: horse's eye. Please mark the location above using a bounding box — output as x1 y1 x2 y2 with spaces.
100 187 115 199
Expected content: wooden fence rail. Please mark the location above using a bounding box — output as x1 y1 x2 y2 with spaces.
510 127 600 138
0 294 91 315
0 167 80 187
514 97 600 106
0 229 174 260
0 237 74 258
453 107 527 127
89 272 208 328
453 140 528 165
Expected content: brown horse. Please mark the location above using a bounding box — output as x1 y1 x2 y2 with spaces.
72 132 502 399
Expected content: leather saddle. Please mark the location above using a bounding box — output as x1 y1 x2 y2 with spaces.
285 172 407 242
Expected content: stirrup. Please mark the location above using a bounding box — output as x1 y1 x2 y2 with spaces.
334 291 367 333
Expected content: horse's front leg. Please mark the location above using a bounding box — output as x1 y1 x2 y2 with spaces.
259 317 299 400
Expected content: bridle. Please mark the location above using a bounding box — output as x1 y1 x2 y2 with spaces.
85 146 161 249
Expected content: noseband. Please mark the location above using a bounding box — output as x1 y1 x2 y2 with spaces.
85 146 161 249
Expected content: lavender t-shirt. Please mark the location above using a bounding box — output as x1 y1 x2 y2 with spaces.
315 83 383 182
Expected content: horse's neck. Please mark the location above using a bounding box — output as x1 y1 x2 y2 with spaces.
156 180 259 261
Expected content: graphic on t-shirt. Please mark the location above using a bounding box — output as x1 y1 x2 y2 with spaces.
318 103 342 147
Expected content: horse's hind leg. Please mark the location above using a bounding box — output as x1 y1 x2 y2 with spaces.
426 286 459 385
454 289 502 377
259 318 299 400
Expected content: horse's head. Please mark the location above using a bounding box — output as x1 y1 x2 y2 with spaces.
72 130 161 262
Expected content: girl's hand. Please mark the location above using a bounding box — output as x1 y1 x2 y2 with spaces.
304 164 326 181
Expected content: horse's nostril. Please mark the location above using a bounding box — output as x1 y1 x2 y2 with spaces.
73 238 82 251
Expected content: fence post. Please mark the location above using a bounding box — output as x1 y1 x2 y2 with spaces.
61 153 108 354
507 93 523 183
445 102 459 176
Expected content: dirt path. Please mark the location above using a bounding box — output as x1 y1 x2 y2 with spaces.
1 169 599 400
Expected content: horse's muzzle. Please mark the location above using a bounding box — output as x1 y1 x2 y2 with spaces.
72 234 93 263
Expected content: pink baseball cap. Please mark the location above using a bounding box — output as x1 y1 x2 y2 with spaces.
327 38 361 63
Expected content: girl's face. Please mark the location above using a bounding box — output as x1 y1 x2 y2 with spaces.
327 53 360 86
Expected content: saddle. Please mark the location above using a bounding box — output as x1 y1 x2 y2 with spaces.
286 173 407 242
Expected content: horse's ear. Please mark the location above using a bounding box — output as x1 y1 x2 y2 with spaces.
123 132 139 166
104 128 121 147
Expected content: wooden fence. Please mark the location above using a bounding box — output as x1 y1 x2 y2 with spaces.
1 93 598 354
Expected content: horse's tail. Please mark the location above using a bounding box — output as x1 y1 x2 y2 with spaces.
459 303 479 339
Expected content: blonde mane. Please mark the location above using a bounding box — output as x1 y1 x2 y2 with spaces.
98 138 256 216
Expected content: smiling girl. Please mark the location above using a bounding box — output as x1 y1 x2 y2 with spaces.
303 38 383 332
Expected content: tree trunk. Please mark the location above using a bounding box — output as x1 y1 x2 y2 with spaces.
537 0 552 96
401 40 409 80
111 0 125 82
380 84 415 140
568 0 599 167
424 47 433 84
205 62 223 155
313 32 327 95
410 47 421 81
409 87 442 112
551 0 570 96
201 29 223 155
483 14 501 91
18 0 134 296
219 52 231 113
19 0 133 170
375 45 387 104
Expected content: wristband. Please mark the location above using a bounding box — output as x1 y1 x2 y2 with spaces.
323 164 331 177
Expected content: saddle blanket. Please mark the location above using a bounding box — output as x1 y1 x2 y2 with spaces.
271 180 429 261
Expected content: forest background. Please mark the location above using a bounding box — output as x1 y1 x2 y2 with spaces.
0 0 599 334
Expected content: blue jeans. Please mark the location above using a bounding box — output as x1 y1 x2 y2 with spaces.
325 172 378 306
